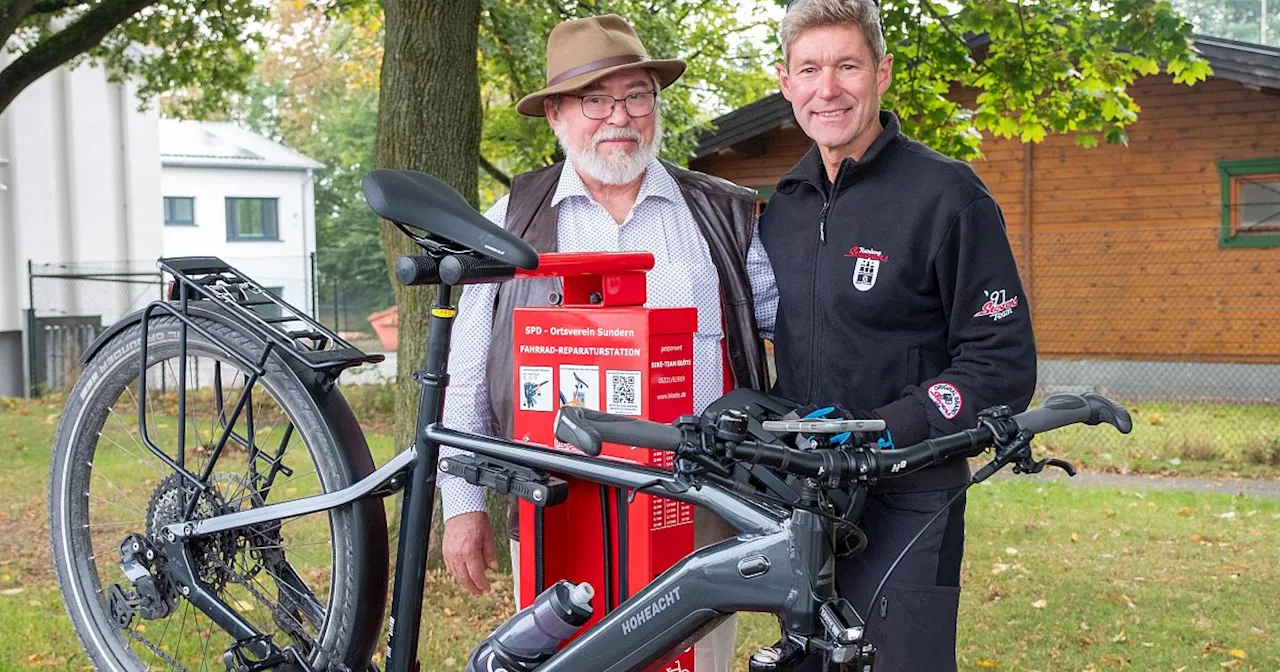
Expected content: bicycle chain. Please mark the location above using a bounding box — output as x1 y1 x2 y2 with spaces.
124 623 194 672
207 549 356 672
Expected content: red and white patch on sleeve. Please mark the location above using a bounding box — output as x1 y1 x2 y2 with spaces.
927 382 963 420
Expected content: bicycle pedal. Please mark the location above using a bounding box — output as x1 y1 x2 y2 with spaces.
223 635 289 672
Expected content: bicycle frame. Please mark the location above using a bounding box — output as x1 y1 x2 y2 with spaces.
159 280 853 672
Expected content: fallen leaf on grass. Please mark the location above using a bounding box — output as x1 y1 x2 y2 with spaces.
975 659 999 668
1 587 24 596
1220 660 1241 669
443 607 456 617
1177 507 1195 517
1230 649 1247 659
1070 532 1079 543
1031 599 1047 609
1100 507 1117 518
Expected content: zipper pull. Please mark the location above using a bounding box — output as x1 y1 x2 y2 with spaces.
818 200 830 244
880 595 888 618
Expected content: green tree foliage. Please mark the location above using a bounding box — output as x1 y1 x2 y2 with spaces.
772 0 1211 159
0 0 266 115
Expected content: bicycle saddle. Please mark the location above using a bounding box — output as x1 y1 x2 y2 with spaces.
362 169 539 270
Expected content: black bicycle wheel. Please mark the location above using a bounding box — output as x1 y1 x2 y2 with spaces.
49 313 387 671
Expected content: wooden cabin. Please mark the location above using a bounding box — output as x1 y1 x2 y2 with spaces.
690 36 1280 401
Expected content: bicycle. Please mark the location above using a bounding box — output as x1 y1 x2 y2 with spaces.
49 168 1133 672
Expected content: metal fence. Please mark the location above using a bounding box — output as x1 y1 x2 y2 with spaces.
25 255 397 395
25 260 164 395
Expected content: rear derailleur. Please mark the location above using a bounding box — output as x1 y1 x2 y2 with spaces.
108 533 177 625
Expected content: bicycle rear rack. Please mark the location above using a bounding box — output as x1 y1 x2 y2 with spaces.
125 256 387 510
159 256 385 376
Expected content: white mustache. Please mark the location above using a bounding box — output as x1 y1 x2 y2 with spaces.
592 127 643 149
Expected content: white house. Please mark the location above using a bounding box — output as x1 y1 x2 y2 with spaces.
0 54 323 397
0 58 162 397
159 119 322 322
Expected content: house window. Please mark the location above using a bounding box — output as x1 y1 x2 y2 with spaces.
252 286 285 319
164 197 195 226
1218 159 1280 248
226 198 280 241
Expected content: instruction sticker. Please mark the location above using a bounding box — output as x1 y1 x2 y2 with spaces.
518 366 553 412
558 364 600 411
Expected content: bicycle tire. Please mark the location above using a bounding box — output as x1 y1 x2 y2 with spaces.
49 312 388 671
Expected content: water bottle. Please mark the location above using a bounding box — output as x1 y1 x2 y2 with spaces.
464 580 594 672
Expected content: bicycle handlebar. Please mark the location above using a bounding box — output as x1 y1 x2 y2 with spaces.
554 393 1132 482
554 407 683 457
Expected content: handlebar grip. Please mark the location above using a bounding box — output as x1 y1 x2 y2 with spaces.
439 254 517 285
1013 393 1133 435
395 255 441 286
554 407 683 457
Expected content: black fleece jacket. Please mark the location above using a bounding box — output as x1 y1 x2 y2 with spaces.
760 112 1037 492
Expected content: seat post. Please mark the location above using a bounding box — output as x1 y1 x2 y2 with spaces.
385 281 457 672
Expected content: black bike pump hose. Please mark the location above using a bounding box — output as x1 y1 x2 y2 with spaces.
615 488 629 602
600 484 615 613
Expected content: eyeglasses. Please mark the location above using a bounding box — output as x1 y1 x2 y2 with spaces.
564 91 658 120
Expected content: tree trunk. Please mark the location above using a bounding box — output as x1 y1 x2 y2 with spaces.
374 0 484 568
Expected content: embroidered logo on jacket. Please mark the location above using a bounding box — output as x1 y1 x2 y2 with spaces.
846 246 888 292
974 288 1019 321
927 382 963 420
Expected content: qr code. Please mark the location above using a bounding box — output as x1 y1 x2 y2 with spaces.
606 370 641 416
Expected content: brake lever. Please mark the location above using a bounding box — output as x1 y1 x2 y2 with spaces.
1014 456 1078 477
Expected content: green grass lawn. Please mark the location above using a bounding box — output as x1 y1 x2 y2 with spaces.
1031 399 1280 479
3 393 1279 671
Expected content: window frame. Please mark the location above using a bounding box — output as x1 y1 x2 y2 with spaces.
1217 158 1280 249
164 196 196 227
225 197 281 242
253 286 285 319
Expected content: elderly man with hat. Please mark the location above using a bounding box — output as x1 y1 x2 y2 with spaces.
436 13 778 671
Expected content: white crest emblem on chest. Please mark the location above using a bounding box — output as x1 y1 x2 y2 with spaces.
846 245 887 292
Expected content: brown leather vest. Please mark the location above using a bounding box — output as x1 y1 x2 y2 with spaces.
482 160 769 441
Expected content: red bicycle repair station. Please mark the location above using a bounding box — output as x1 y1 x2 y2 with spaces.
511 251 701 670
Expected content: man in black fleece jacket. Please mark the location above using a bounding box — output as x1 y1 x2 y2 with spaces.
760 1 1037 670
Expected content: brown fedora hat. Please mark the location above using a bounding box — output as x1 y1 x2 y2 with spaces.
516 14 686 117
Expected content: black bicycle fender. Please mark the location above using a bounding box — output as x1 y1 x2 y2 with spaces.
79 302 253 366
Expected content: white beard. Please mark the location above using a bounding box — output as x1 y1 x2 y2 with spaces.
554 112 663 186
